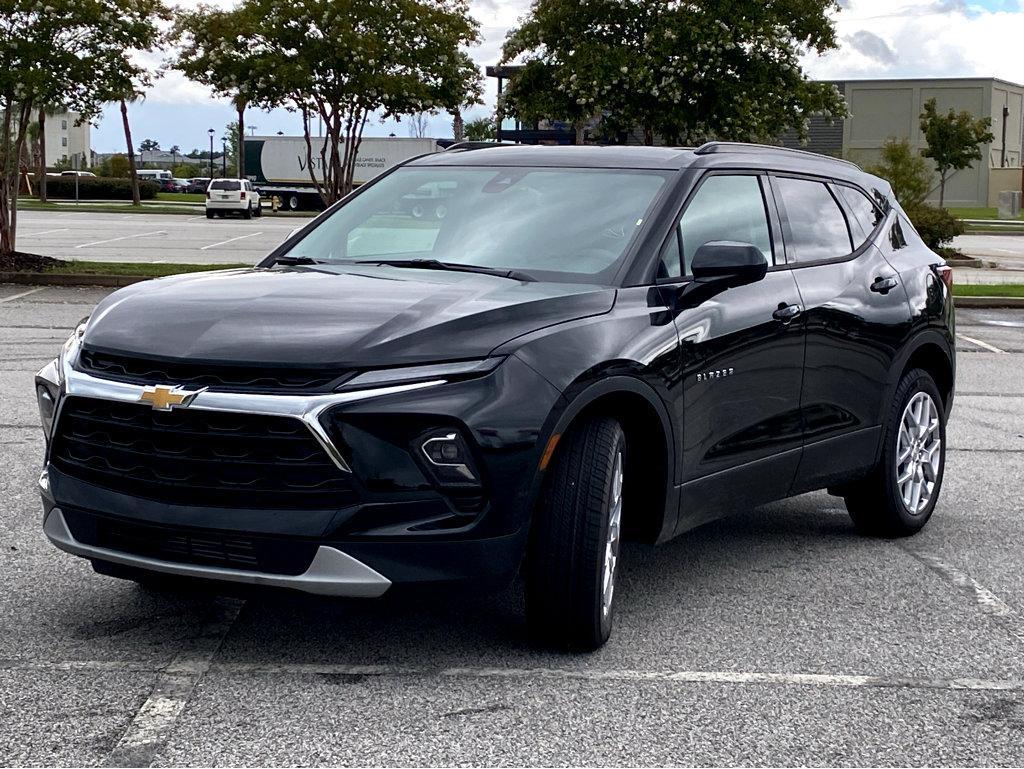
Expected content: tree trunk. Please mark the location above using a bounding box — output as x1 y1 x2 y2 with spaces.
452 110 464 142
1 101 33 258
939 171 946 208
236 100 246 179
643 124 654 146
120 100 141 206
574 121 585 145
38 109 47 203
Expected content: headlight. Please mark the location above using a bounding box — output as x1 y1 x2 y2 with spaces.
36 382 58 437
57 316 90 379
338 357 503 391
36 316 88 440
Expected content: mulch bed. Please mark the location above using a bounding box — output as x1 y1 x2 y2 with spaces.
0 251 63 272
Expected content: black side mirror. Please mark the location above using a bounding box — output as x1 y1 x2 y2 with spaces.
690 241 768 287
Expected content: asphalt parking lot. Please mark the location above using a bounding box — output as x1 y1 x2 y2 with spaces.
1 285 1023 766
16 211 300 265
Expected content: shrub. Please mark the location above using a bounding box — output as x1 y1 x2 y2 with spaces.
905 204 964 249
35 176 159 200
865 138 932 208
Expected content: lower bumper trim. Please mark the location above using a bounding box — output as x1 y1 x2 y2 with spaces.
42 508 391 597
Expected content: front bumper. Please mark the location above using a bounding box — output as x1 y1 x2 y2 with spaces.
37 346 560 595
43 506 391 596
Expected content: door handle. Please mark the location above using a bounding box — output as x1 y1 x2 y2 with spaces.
870 275 899 294
772 303 802 322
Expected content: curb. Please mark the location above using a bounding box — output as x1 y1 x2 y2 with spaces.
0 272 150 287
953 295 1024 308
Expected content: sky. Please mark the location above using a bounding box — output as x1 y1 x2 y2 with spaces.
92 0 1024 153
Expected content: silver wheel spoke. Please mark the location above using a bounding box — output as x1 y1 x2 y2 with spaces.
601 448 624 618
895 391 942 515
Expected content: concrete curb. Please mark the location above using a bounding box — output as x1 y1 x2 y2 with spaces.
953 295 1024 308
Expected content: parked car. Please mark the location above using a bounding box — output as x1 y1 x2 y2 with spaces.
58 170 96 177
35 143 954 649
185 177 211 194
204 178 261 219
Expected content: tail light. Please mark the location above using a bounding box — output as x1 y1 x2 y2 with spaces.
936 264 953 291
240 191 245 200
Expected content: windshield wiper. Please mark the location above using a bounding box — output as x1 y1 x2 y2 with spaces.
271 255 328 266
372 258 536 282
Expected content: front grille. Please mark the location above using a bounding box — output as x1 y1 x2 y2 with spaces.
62 509 317 576
51 397 356 510
78 348 348 392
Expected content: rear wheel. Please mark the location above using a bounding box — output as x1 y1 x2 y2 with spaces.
243 203 252 220
526 416 625 650
205 210 214 219
845 368 946 536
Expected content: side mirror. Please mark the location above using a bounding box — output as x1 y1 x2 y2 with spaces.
690 241 768 287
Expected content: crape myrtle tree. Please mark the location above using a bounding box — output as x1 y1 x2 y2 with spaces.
501 0 847 146
205 0 482 205
0 0 168 259
172 3 274 180
919 98 994 208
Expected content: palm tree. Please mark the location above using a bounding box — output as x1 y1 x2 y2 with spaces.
119 98 141 206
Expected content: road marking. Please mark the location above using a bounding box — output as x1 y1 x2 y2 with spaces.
75 230 166 249
0 287 45 303
20 227 68 237
957 333 1007 354
102 599 243 768
200 231 263 251
5 657 1024 694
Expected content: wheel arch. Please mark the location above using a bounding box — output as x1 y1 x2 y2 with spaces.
891 332 955 416
534 375 678 545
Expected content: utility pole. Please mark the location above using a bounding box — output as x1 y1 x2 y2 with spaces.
207 128 214 178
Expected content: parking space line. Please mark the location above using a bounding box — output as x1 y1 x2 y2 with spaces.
6 657 1024 694
75 230 166 249
20 228 68 237
0 287 46 303
200 232 263 251
957 333 1007 353
102 599 243 767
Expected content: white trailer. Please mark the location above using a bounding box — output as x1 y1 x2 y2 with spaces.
243 135 440 211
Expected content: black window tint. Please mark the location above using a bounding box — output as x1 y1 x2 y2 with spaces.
836 185 883 246
678 175 772 274
775 177 852 262
210 180 241 191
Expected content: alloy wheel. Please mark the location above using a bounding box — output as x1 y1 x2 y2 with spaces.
895 391 942 515
601 449 624 618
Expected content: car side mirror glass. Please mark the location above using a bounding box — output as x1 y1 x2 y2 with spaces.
690 241 768 287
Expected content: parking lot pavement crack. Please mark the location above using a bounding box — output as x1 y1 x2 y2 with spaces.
898 545 1024 648
100 598 243 768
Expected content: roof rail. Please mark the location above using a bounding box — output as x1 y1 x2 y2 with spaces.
693 141 859 169
443 141 518 152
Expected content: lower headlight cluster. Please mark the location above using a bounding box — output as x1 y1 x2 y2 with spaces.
420 431 479 485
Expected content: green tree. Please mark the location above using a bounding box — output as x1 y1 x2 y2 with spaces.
464 116 496 142
139 138 160 151
919 98 994 208
0 0 169 259
501 0 846 146
174 0 482 205
108 154 131 178
865 138 933 208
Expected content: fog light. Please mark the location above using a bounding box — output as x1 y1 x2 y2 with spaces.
36 383 57 437
420 432 478 485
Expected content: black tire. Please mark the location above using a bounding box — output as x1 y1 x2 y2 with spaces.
526 416 626 650
845 368 946 537
255 201 263 217
243 203 252 220
205 210 214 219
288 195 300 211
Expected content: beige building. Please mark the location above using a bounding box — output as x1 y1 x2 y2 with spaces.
788 78 1024 207
40 111 91 168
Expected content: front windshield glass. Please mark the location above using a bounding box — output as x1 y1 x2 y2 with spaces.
282 166 668 282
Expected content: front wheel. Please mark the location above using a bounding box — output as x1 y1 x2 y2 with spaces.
845 368 946 537
526 416 625 650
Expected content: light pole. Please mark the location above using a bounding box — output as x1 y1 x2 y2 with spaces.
207 128 214 178
221 137 227 177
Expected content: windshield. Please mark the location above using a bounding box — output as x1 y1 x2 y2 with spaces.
281 166 668 282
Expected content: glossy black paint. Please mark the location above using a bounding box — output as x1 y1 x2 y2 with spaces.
48 144 955 590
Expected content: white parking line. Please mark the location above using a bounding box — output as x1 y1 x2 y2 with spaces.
20 228 68 237
75 230 167 249
200 231 263 251
0 287 46 303
957 333 1007 354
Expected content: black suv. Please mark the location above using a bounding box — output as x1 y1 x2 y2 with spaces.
36 143 954 649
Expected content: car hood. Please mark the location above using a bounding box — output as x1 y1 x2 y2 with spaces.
82 267 615 367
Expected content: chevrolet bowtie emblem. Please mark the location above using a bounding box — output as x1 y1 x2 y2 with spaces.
139 385 205 411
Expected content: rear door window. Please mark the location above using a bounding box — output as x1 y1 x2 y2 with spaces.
774 177 853 262
835 184 884 247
